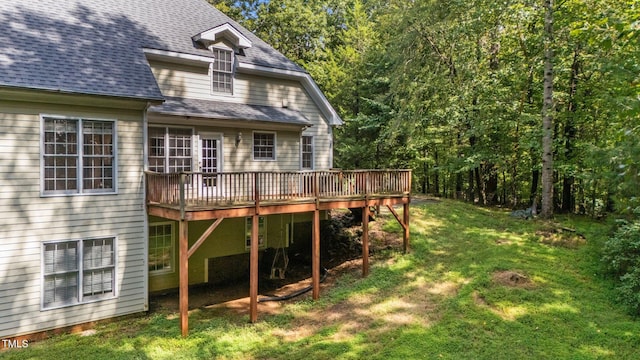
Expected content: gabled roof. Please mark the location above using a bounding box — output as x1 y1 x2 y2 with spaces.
193 23 253 50
0 0 305 102
150 97 311 126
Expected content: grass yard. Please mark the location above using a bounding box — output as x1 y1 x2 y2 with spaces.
3 199 640 359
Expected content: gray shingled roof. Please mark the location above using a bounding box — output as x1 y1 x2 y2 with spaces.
0 0 306 101
150 97 311 126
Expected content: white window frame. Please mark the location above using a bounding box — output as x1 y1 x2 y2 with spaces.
301 135 314 170
41 236 117 310
245 216 267 250
148 222 175 276
40 115 118 196
209 46 234 95
148 126 194 173
252 131 277 161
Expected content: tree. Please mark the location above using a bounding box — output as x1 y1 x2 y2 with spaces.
212 0 640 216
540 0 555 218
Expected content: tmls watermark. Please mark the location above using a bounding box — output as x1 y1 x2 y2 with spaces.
2 339 29 349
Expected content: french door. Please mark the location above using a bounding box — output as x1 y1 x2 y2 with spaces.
199 133 222 197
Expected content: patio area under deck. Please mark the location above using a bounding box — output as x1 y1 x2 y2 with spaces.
146 170 412 336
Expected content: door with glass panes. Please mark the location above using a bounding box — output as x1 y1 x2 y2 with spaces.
199 133 222 198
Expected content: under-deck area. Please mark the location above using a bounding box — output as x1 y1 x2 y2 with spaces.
146 169 411 336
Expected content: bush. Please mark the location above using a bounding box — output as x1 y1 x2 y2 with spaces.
602 220 640 315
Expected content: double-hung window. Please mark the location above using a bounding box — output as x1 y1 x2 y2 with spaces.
148 222 174 275
42 117 116 195
42 237 116 309
245 216 267 250
211 48 234 94
253 132 276 160
301 136 314 169
148 127 193 173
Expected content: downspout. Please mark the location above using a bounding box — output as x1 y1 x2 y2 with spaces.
142 102 151 311
329 126 334 169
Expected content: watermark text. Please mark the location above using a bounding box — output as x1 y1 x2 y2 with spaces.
2 339 29 349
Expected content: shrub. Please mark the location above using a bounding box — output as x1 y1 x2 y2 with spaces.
602 220 640 315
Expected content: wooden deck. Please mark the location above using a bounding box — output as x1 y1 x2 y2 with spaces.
146 170 412 221
145 169 411 336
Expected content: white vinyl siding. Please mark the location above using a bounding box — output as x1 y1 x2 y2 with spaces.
42 116 116 195
0 100 147 338
148 61 333 169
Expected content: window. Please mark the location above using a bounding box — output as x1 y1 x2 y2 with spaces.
211 48 233 94
245 216 267 250
253 132 275 160
42 237 115 309
301 136 314 169
148 127 193 173
149 223 174 275
42 117 115 195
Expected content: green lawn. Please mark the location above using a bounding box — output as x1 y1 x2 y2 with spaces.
4 199 640 359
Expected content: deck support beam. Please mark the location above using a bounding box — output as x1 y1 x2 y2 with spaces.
188 218 223 259
386 204 411 254
179 219 189 337
249 214 259 322
312 209 320 299
362 205 370 277
403 202 410 253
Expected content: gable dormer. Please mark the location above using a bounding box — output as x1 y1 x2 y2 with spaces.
192 23 252 50
193 23 252 95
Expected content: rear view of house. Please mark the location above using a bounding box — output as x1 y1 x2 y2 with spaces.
0 0 410 339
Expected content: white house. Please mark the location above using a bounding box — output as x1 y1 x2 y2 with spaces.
0 0 410 339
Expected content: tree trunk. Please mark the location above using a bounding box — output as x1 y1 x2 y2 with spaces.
530 168 540 205
485 163 498 205
475 167 485 205
434 149 440 196
467 170 475 203
422 149 429 194
561 46 580 213
456 132 463 199
541 0 555 219
577 178 586 214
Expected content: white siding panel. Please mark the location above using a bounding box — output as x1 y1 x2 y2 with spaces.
149 61 335 169
0 102 147 338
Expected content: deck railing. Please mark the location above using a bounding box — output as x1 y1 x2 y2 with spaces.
146 169 411 209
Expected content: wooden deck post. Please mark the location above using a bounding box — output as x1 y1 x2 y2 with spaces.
249 214 259 322
362 205 369 277
403 202 410 253
179 219 189 337
312 209 320 299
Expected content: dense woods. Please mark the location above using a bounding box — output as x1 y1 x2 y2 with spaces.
212 0 639 217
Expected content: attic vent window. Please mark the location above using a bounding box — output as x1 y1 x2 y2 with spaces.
211 48 233 94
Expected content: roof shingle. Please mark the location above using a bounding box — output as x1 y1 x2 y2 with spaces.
0 0 305 101
149 97 311 126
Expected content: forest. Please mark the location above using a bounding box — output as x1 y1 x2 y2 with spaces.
211 0 639 218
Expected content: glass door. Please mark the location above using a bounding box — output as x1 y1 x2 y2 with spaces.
199 133 222 198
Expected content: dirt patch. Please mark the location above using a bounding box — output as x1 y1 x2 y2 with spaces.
536 227 586 249
492 270 535 289
495 238 513 245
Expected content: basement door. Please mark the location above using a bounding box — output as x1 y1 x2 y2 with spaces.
198 133 222 197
